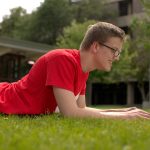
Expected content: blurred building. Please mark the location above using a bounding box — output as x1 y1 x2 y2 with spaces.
104 0 145 34
71 0 145 35
0 37 53 82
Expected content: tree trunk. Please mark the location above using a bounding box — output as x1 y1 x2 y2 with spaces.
138 82 150 108
86 81 92 106
127 82 134 106
138 82 146 102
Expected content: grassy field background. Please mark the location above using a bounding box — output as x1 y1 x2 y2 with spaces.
0 106 150 150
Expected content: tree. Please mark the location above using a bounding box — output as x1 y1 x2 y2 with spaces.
130 17 150 102
141 0 150 15
12 13 34 40
27 0 74 44
0 7 27 38
73 0 117 22
57 20 97 49
126 0 150 103
0 0 117 45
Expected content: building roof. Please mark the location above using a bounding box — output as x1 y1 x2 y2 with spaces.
70 0 124 4
105 0 124 3
0 36 55 53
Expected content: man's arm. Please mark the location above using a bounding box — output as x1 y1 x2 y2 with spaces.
76 95 146 114
53 87 150 119
53 87 100 118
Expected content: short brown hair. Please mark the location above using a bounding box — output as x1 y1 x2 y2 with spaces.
80 22 125 50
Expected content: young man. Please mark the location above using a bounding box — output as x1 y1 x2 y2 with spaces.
0 22 150 119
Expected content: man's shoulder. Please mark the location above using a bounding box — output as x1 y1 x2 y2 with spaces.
44 49 79 62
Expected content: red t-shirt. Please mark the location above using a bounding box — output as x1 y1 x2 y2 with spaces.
0 49 89 114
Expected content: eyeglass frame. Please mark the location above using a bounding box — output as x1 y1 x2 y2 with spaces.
98 41 121 57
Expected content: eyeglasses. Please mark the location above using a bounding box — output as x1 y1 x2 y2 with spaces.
98 41 121 57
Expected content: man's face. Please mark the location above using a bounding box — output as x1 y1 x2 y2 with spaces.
93 37 123 71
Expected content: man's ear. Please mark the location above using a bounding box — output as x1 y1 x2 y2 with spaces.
91 42 98 53
93 48 97 53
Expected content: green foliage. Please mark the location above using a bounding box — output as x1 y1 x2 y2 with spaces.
107 40 138 82
0 0 74 45
73 0 117 22
26 0 74 44
0 113 150 150
0 7 27 38
0 0 117 45
56 20 97 49
141 0 150 15
128 5 150 101
130 17 150 81
73 0 103 22
11 14 34 40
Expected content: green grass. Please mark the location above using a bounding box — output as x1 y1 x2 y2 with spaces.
0 107 150 150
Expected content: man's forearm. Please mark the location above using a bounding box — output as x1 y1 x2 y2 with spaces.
64 107 150 119
103 107 137 112
64 106 130 119
85 106 137 112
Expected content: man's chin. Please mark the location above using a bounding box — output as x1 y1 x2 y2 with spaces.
104 67 112 72
97 65 112 71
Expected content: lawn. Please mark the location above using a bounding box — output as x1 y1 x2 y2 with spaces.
0 106 150 150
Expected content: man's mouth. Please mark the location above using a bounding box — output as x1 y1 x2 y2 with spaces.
108 60 112 65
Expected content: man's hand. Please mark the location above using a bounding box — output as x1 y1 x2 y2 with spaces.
99 107 150 119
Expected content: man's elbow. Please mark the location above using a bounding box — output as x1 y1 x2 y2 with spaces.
76 99 86 108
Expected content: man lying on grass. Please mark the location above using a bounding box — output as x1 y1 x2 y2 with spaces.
0 22 150 119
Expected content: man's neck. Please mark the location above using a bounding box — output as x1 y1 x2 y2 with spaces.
80 50 96 72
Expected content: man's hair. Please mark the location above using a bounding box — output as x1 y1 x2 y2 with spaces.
80 22 125 50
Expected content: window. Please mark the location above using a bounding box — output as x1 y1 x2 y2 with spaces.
119 0 132 16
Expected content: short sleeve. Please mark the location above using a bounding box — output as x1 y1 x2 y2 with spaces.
45 55 75 92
